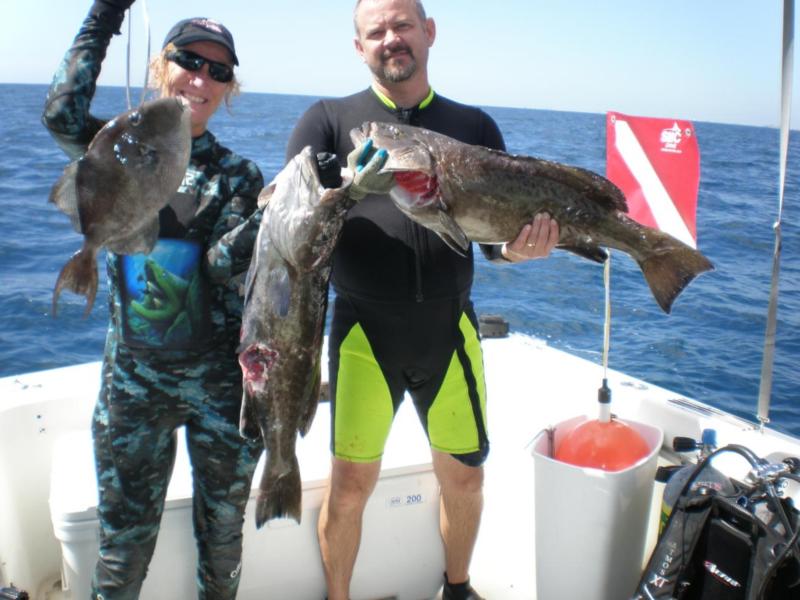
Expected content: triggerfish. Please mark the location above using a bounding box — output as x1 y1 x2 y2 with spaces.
49 97 191 316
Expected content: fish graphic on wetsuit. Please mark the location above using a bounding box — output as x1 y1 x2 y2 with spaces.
119 239 211 349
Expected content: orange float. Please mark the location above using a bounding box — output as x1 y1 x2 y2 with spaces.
555 418 651 471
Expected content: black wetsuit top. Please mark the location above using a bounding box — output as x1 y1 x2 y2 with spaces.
285 88 506 304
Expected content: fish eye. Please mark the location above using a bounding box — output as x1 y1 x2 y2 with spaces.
129 111 142 127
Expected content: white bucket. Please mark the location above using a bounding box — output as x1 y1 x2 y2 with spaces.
531 415 663 600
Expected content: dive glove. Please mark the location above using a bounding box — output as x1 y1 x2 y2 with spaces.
316 152 343 189
90 0 135 34
346 139 394 200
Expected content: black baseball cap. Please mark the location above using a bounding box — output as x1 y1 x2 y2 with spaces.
162 18 239 65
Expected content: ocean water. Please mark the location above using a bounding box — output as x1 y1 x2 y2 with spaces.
1 83 798 436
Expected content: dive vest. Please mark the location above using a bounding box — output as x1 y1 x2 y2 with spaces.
633 445 800 599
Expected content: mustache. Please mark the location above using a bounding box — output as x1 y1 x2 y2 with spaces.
382 42 414 61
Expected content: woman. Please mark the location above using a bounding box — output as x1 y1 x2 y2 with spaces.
42 1 264 597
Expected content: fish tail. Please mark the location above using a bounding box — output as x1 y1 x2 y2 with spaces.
52 247 98 318
638 243 714 314
255 455 302 528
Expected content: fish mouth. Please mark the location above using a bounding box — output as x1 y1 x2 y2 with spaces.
350 122 372 146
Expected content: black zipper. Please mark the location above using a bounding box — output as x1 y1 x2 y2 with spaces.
396 108 424 302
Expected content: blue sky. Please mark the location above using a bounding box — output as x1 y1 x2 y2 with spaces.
2 0 796 128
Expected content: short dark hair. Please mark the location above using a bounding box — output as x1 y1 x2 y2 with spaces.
353 0 427 34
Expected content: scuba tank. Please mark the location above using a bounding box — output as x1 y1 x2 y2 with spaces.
657 429 733 534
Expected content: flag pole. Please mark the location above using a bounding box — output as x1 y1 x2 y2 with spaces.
756 0 793 429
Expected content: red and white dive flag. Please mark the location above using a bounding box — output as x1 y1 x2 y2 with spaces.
606 112 700 248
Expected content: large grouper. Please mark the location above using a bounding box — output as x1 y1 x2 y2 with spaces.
238 148 356 527
351 121 714 313
49 97 191 316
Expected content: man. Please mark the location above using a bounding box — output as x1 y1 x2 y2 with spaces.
285 1 559 598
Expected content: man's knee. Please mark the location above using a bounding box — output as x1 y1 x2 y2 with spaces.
434 452 484 494
328 459 381 510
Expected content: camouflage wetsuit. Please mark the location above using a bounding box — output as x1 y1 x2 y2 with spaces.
42 6 264 599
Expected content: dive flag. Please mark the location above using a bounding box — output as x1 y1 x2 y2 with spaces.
606 112 700 248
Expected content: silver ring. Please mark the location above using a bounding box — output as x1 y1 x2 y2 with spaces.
526 243 535 248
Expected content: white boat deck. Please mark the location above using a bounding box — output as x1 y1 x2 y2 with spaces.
471 334 800 599
2 332 800 599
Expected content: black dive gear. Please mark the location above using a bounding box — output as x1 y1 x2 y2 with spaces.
89 0 135 34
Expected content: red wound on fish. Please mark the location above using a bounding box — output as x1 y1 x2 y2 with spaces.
394 171 438 198
239 344 278 383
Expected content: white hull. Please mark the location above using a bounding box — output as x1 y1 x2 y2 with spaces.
2 332 799 599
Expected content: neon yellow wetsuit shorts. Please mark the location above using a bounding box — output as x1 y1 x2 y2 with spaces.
328 292 489 466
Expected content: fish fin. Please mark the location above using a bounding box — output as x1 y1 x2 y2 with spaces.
52 245 98 318
525 157 628 213
559 243 609 264
255 454 302 527
257 182 277 209
298 398 319 437
638 245 714 313
298 364 321 437
49 162 83 233
568 164 628 213
436 211 470 255
242 264 257 307
106 218 160 255
238 391 261 440
242 226 264 306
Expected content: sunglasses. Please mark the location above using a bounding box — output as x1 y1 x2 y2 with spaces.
166 49 234 83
